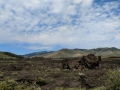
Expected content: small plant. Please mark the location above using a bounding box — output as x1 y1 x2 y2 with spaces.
36 78 47 86
78 73 85 77
50 78 55 82
70 75 76 80
0 74 4 79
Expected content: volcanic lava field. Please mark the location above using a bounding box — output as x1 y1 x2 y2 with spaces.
0 57 120 90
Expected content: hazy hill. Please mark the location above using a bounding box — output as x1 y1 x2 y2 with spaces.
24 47 120 58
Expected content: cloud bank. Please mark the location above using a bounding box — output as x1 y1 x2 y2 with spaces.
0 0 120 50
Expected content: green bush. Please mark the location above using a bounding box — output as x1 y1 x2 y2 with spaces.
105 70 120 90
36 78 47 86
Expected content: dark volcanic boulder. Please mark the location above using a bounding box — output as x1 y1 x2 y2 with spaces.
79 54 101 69
62 58 80 69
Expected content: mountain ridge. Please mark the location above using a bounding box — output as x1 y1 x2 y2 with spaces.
24 47 120 58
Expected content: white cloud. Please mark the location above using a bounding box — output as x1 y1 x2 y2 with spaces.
81 0 93 7
0 0 120 50
73 0 82 4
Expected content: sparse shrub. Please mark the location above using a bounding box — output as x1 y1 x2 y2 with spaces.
55 87 86 90
90 86 106 90
0 78 42 90
45 67 51 72
12 72 18 76
55 87 64 90
55 68 61 72
36 87 41 90
105 69 120 90
14 85 23 90
78 73 85 77
36 78 47 86
0 79 18 90
25 86 41 90
50 78 55 82
70 75 76 80
65 88 86 90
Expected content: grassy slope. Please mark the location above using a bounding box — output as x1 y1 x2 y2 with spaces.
0 52 15 59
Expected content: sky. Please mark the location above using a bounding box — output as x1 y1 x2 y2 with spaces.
0 0 120 55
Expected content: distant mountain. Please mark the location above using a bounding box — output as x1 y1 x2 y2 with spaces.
0 51 23 59
24 51 54 57
24 47 120 58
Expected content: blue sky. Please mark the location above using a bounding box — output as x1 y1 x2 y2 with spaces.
0 0 120 55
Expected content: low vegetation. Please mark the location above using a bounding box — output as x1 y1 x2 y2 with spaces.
105 70 120 90
0 77 41 90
